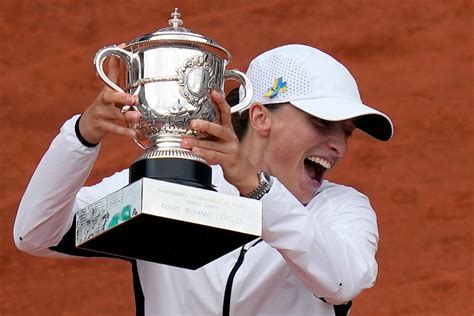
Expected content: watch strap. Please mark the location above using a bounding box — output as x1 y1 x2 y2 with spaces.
243 171 273 200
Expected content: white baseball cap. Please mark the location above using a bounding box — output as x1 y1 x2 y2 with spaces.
239 44 393 141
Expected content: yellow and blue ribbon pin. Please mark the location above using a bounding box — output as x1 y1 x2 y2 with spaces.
263 77 287 98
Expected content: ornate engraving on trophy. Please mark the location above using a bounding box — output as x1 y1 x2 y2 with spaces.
177 55 212 104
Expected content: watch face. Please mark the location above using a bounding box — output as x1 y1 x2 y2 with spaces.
260 171 272 184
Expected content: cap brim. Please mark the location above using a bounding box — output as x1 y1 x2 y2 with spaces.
289 97 394 141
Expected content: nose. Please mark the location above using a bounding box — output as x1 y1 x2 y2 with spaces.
327 129 347 158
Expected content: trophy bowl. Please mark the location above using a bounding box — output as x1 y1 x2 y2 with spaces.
94 8 253 189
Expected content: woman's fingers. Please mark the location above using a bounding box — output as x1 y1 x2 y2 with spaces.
182 136 237 156
189 118 238 143
123 110 141 124
190 146 226 166
210 90 232 127
101 90 135 107
183 138 240 168
105 44 126 87
77 43 138 144
106 56 121 85
100 119 135 138
181 90 240 165
79 88 136 143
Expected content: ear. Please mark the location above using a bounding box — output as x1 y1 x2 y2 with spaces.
248 103 272 137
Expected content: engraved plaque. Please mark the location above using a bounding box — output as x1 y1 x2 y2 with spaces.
76 178 262 269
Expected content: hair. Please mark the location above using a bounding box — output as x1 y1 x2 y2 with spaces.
227 88 283 141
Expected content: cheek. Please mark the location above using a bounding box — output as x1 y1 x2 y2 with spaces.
269 139 298 165
267 128 317 167
265 142 302 183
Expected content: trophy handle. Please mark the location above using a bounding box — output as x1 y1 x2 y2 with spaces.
224 69 254 113
94 45 134 93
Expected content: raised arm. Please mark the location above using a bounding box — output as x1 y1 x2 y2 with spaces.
14 55 139 256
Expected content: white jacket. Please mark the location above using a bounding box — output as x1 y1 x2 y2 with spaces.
14 115 379 316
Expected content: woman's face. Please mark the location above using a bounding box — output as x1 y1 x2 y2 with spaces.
262 104 355 204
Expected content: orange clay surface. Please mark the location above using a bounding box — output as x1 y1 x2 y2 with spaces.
1 1 472 315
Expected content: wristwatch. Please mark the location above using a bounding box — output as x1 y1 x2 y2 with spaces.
244 171 273 200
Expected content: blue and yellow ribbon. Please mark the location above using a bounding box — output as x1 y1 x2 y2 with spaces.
264 77 287 98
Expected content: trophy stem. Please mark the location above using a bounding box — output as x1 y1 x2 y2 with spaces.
139 147 208 165
130 148 214 190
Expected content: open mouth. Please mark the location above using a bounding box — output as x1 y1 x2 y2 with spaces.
304 156 332 183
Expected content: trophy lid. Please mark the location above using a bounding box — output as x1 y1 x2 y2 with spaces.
125 8 231 62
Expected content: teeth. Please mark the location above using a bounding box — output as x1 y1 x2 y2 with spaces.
307 156 332 169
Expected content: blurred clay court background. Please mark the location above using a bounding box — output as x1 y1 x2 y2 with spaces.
0 1 472 315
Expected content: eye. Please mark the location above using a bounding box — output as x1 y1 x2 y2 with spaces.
345 128 354 138
345 121 357 138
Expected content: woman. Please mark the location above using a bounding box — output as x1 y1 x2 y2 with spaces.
15 44 393 315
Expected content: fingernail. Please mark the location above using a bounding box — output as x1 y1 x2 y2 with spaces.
181 139 190 148
126 95 135 104
211 88 224 96
190 120 200 129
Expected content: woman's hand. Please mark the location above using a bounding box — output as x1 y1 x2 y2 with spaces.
181 90 259 195
79 46 141 145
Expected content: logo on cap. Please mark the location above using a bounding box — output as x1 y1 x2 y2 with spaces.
264 77 287 98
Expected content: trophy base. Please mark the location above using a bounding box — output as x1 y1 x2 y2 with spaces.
77 212 258 269
76 178 262 269
130 157 213 190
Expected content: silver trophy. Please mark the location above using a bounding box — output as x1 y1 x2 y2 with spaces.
94 8 253 189
75 9 261 269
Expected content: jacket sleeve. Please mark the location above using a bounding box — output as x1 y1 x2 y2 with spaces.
13 115 128 257
260 178 379 305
